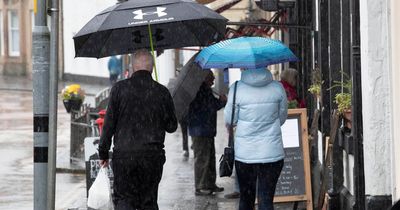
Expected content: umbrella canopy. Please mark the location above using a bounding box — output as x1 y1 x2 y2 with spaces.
74 0 228 58
195 36 299 69
167 53 209 121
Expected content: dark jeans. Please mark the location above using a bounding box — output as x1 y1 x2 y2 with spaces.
112 155 166 210
179 120 188 151
192 136 216 190
236 159 284 210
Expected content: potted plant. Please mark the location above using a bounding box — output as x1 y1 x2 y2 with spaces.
288 100 299 109
308 67 323 102
62 84 85 113
329 71 352 128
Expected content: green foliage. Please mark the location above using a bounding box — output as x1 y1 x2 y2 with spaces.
329 71 352 113
308 84 321 96
327 71 352 93
334 93 351 113
308 68 323 98
288 100 298 109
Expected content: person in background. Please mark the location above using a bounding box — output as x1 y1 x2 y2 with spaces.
280 68 305 108
180 113 190 157
99 49 177 209
188 70 227 196
108 55 122 85
225 68 288 210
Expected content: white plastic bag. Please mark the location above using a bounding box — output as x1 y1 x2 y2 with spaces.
87 167 113 210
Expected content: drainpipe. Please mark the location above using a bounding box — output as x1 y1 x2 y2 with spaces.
47 0 59 209
350 0 365 209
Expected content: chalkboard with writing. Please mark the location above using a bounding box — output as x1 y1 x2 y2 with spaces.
275 148 306 196
273 109 312 210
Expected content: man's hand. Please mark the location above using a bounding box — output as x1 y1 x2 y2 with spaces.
219 94 227 102
100 159 109 168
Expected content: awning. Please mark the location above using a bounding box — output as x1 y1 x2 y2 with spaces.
196 0 218 4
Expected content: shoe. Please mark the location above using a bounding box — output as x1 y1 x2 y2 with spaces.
224 191 240 199
183 150 189 157
210 185 224 192
195 189 213 196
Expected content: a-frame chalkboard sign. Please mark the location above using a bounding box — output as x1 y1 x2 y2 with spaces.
273 108 313 210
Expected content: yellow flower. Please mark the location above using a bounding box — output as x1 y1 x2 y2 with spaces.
62 84 85 101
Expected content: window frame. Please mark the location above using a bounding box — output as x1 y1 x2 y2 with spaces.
7 9 20 57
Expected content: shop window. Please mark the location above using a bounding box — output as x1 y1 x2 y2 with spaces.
8 10 20 57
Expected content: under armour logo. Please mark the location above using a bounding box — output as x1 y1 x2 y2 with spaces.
133 7 167 20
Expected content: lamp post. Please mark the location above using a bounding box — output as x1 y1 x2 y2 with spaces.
32 0 50 209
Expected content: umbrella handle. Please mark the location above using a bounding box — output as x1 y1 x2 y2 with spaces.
148 24 159 82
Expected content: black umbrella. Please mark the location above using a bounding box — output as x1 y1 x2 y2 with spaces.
167 52 209 121
74 0 228 58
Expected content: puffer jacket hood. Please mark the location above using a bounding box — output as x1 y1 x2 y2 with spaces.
241 68 273 87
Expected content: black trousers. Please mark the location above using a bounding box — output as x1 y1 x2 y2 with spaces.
179 120 189 151
192 137 216 190
236 159 284 210
112 155 165 210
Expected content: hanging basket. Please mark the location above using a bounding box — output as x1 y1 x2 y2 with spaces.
63 99 83 113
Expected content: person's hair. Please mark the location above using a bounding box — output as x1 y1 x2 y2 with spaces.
280 68 298 87
132 49 154 72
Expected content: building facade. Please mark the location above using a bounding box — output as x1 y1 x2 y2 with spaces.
361 0 400 205
315 0 400 208
0 0 34 77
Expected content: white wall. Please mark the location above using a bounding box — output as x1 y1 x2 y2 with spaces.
63 0 117 78
390 0 400 202
343 152 355 194
155 50 175 86
182 49 197 64
360 0 392 196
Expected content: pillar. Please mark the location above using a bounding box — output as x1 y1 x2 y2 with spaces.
359 0 392 208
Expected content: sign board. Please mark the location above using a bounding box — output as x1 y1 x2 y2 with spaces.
273 109 312 210
84 137 114 196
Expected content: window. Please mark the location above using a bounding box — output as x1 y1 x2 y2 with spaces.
8 10 20 57
0 11 4 56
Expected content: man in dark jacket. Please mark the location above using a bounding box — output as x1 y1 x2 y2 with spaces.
188 70 227 195
99 49 177 210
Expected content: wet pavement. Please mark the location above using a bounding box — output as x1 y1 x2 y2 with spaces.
0 76 300 210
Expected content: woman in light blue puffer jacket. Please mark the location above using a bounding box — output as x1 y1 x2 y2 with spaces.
224 68 288 210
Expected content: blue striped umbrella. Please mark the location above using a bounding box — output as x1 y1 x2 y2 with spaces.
195 36 299 69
